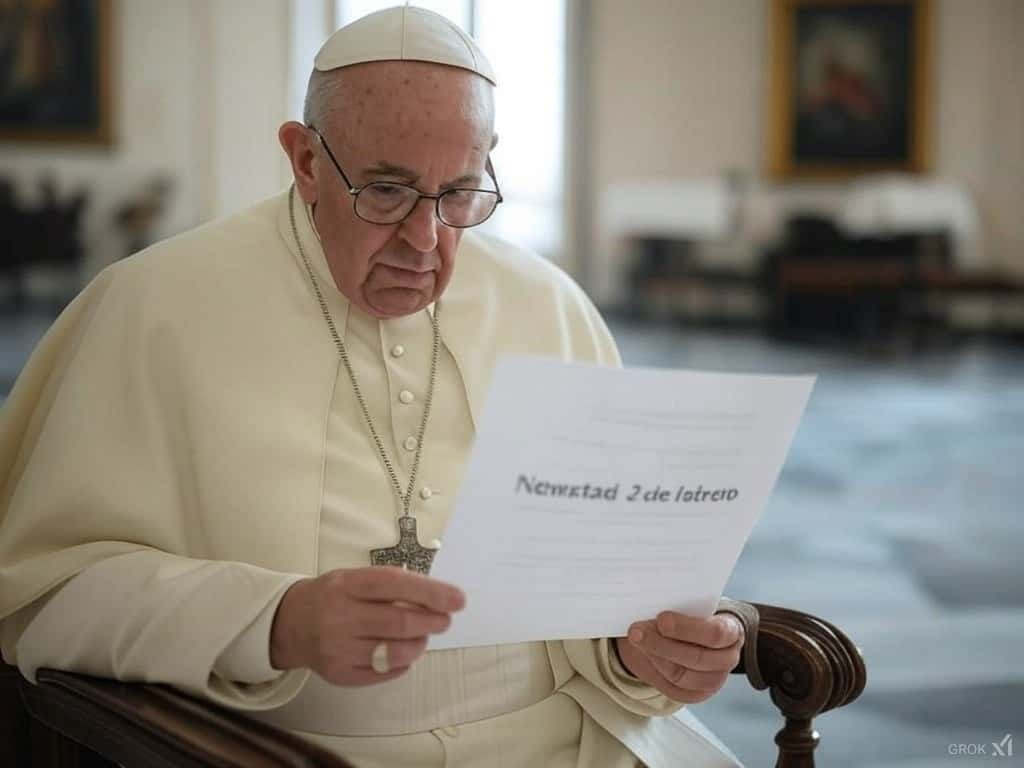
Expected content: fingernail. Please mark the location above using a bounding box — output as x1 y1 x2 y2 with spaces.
628 627 644 644
722 616 741 639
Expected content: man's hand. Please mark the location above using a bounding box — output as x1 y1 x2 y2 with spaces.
613 611 743 704
269 566 465 686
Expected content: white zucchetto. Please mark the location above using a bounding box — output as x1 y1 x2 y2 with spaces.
314 4 496 85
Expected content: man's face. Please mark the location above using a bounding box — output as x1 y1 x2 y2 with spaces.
298 61 494 319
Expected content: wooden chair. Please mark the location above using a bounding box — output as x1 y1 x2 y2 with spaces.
0 601 865 768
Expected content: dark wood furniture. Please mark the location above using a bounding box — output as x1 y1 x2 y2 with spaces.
771 260 1024 339
627 236 759 324
0 661 354 768
0 178 87 312
761 214 1024 341
1 601 864 768
761 215 945 339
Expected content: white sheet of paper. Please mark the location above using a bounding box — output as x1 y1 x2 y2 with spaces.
428 357 815 650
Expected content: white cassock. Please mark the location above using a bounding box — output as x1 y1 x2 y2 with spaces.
0 190 740 768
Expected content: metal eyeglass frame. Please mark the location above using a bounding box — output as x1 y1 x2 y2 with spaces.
308 126 503 228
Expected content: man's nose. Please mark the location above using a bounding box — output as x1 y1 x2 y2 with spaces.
399 197 440 253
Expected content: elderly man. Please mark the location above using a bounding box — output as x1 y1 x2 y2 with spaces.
0 7 742 767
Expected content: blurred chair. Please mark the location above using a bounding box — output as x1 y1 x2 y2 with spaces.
839 176 981 271
603 177 759 321
0 178 88 312
760 213 953 341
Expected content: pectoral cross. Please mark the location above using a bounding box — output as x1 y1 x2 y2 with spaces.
371 515 438 575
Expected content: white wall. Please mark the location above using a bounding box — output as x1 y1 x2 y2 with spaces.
0 0 295 280
586 0 1024 304
5 0 1018 298
205 0 294 221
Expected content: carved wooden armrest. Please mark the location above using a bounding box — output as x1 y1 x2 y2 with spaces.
718 599 867 768
16 666 354 768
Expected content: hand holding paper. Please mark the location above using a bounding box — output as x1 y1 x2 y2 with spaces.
614 608 745 703
429 357 814 650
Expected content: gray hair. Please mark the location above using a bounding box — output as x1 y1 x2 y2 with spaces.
302 69 344 129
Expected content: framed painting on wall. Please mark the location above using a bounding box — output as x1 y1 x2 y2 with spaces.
0 0 114 145
766 0 932 178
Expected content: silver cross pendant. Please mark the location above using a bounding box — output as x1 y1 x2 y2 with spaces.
370 515 438 575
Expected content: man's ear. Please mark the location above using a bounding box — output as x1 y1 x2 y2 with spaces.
279 121 318 204
490 132 499 151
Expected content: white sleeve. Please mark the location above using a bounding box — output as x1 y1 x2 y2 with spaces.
6 550 310 710
212 591 288 684
561 637 684 717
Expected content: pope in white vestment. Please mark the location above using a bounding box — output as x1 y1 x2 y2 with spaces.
0 7 743 767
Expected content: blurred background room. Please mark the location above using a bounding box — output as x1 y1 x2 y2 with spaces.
1 1 1022 766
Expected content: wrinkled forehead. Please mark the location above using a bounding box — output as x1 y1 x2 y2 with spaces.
327 62 490 122
324 61 494 159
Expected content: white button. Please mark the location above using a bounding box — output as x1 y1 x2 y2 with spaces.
419 487 433 500
399 390 414 404
430 538 443 550
403 436 418 451
390 345 405 358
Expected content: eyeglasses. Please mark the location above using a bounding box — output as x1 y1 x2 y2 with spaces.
309 126 503 228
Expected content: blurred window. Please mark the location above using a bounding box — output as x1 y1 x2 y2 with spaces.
472 0 565 259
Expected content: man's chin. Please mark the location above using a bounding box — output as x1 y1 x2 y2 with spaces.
364 287 433 319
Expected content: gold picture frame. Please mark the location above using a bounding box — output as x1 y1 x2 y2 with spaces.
0 0 115 145
766 0 931 179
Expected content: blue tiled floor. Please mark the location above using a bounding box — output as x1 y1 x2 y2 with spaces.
608 319 1024 768
2 311 1022 767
